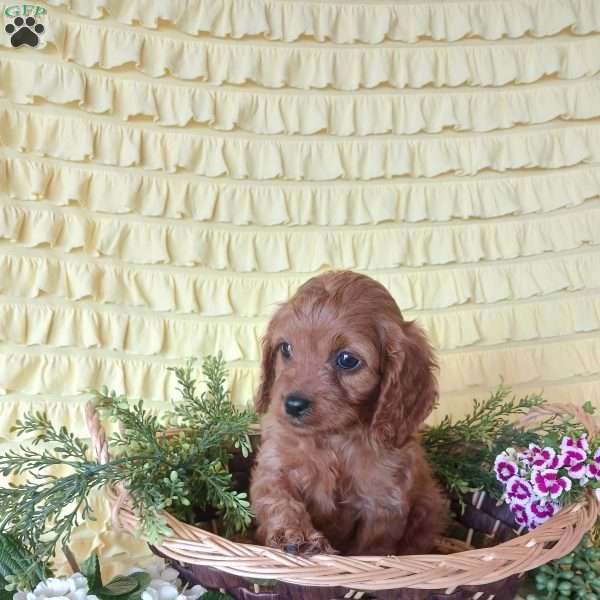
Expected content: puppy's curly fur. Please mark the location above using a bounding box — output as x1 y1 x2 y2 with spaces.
250 270 447 556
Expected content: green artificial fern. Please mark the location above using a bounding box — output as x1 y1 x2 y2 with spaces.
0 353 255 567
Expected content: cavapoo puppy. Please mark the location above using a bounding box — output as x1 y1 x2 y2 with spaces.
250 270 447 556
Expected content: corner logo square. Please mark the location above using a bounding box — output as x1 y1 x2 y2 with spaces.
4 4 48 48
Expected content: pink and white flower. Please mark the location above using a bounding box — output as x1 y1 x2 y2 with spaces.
566 460 588 479
561 434 589 453
494 455 519 483
526 498 559 526
561 445 588 479
531 469 572 499
509 502 529 527
506 476 534 503
589 465 600 480
520 444 562 469
496 435 599 530
562 448 587 465
517 444 540 466
587 448 600 481
532 446 563 470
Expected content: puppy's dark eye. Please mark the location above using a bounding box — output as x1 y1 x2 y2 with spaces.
280 342 292 359
336 351 360 370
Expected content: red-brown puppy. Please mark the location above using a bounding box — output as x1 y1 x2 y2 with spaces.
250 270 447 555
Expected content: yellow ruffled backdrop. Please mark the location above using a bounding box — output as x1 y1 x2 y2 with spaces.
1 0 600 576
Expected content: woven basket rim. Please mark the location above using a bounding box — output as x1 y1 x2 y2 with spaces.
86 401 600 591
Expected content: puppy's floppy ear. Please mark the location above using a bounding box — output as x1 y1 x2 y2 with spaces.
371 320 438 448
255 332 276 414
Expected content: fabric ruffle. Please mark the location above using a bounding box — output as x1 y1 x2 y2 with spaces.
0 301 261 360
0 348 225 403
4 55 600 135
4 106 600 181
0 334 598 401
3 249 598 316
10 17 600 90
2 199 599 271
432 378 600 424
1 292 599 360
44 0 600 44
0 394 165 440
3 154 600 226
2 376 600 442
440 333 600 392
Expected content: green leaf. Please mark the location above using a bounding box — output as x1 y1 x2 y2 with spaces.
96 575 140 597
583 401 596 415
125 572 151 592
81 554 102 591
201 592 235 600
0 578 11 600
95 572 151 600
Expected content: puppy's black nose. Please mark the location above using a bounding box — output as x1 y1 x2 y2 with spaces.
285 394 311 417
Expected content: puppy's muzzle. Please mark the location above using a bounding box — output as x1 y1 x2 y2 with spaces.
284 394 311 418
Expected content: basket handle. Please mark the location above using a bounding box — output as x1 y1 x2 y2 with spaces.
85 401 129 528
515 402 600 438
85 401 111 465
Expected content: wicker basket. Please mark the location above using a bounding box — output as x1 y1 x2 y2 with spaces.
86 402 600 600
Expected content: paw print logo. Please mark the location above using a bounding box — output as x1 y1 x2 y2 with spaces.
5 15 45 47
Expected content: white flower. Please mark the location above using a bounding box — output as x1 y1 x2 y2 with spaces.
127 560 180 585
177 586 206 600
13 573 98 600
141 583 206 600
142 583 179 600
129 559 205 600
16 560 205 600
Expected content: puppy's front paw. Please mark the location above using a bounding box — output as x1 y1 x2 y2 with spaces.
302 531 337 556
267 528 337 555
